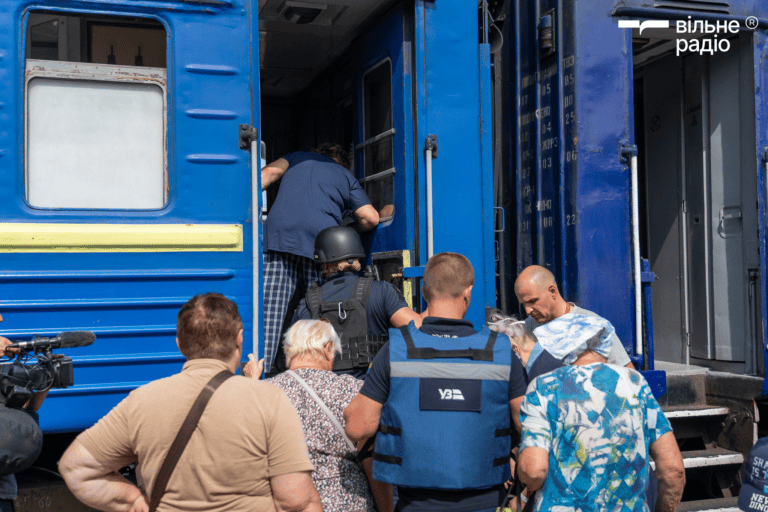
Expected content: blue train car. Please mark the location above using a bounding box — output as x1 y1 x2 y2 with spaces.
501 0 768 377
0 1 256 433
0 0 497 436
499 0 768 505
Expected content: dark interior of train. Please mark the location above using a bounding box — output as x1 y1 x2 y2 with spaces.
257 0 401 219
25 12 167 67
632 27 763 375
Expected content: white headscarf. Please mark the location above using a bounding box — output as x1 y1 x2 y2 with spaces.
532 313 614 364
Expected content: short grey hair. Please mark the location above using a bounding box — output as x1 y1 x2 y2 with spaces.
487 311 537 354
283 319 342 367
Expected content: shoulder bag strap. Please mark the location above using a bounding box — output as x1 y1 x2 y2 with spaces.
148 369 233 512
286 370 356 451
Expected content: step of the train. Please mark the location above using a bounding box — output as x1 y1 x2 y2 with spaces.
677 497 740 512
658 371 753 509
648 447 744 470
656 362 710 408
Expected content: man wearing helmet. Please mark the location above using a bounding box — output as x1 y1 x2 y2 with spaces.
292 226 421 379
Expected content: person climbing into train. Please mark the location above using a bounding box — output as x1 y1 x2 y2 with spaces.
260 143 380 375
292 225 422 379
517 313 685 512
514 265 635 368
344 252 527 512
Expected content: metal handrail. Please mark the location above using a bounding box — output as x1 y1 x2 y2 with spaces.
359 167 396 184
355 128 396 150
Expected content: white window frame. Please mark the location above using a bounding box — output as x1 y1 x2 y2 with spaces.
24 59 168 209
358 57 395 221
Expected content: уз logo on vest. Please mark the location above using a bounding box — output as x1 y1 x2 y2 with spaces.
438 389 465 400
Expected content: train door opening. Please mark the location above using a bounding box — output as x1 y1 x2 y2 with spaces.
633 29 763 374
258 1 417 313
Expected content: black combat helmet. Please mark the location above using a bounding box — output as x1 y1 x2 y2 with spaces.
314 226 366 263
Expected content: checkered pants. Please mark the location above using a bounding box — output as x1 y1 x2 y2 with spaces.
263 251 321 372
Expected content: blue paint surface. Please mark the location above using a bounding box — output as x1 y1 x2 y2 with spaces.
354 8 415 256
509 0 636 363
754 29 768 392
508 0 768 383
413 0 495 327
0 0 255 432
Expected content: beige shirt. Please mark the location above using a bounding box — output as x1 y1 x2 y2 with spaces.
78 359 313 512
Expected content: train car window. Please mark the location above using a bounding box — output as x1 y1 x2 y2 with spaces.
359 59 394 220
24 13 167 210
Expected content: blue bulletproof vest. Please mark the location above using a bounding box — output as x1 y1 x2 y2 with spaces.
372 323 513 490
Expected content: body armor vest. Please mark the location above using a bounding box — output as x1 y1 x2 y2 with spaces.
306 276 387 371
372 324 512 490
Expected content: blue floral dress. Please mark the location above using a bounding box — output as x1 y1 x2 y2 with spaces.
520 363 672 511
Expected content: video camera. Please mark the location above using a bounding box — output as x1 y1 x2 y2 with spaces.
0 331 96 409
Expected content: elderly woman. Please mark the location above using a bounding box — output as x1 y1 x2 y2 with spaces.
488 312 563 383
244 319 377 512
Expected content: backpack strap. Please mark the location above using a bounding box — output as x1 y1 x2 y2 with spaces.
306 284 324 319
353 277 375 309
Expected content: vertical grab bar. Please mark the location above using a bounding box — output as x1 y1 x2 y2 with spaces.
426 135 437 260
631 152 643 358
622 142 643 360
251 137 261 362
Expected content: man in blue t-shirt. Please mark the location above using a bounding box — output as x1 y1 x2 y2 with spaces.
260 144 380 373
345 253 527 512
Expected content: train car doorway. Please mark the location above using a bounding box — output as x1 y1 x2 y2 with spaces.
634 29 763 374
258 0 497 333
257 1 416 334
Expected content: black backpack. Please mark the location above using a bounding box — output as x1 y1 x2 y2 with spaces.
305 276 387 371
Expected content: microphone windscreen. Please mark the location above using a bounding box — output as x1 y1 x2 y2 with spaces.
56 331 96 348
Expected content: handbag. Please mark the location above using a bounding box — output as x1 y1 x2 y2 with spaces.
148 369 233 512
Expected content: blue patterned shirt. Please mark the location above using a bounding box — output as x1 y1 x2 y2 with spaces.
520 363 672 512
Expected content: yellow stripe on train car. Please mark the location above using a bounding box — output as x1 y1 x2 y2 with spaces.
0 223 243 252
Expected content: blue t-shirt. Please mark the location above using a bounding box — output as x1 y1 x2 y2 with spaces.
360 317 527 512
264 152 371 259
293 272 408 334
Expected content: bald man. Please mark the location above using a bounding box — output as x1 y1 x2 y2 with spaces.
514 265 634 368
